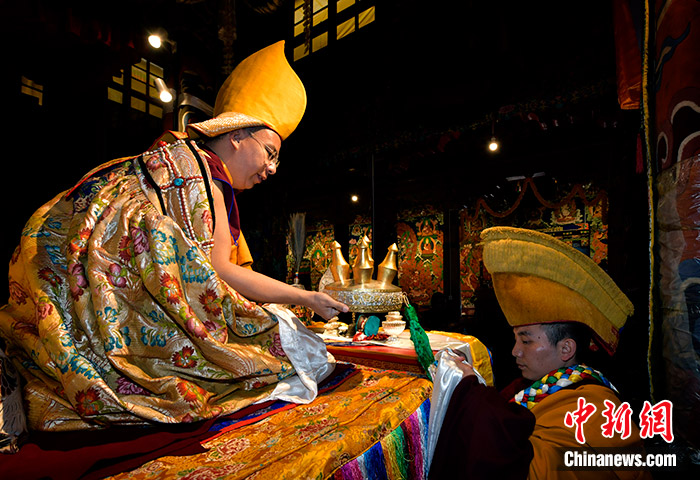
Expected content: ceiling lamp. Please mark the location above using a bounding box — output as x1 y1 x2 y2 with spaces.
488 136 499 152
147 29 175 52
148 34 162 49
155 78 173 103
487 118 499 153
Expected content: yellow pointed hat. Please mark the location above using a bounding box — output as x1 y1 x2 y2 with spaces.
480 227 634 354
188 41 307 140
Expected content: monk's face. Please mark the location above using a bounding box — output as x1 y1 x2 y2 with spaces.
227 128 281 190
511 324 567 381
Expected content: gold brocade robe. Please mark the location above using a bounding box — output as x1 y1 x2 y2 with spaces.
0 139 294 431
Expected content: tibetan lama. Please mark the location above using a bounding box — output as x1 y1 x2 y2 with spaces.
323 240 404 313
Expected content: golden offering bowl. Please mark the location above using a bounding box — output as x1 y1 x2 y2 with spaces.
323 280 404 313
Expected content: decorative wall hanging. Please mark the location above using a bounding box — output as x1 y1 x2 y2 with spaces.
459 178 608 310
396 206 444 308
653 0 700 449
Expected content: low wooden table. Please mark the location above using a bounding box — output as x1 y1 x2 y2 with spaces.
323 331 481 374
325 342 425 373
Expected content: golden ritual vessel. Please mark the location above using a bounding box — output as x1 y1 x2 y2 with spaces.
323 236 404 313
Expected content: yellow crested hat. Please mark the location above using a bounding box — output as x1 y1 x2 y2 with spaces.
188 41 306 140
480 227 634 354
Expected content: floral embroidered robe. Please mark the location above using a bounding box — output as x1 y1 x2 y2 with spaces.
0 139 295 431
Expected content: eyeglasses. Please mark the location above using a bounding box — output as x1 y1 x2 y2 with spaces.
248 130 280 169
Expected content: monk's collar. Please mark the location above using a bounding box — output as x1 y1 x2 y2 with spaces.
511 364 615 409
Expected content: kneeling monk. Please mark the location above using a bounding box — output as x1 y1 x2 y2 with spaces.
429 227 651 480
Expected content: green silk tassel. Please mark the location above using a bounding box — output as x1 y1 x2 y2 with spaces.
403 300 435 381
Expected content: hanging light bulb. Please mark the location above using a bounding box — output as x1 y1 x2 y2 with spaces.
488 117 499 152
488 136 499 152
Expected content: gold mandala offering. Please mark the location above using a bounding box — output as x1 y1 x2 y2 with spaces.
323 237 404 313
